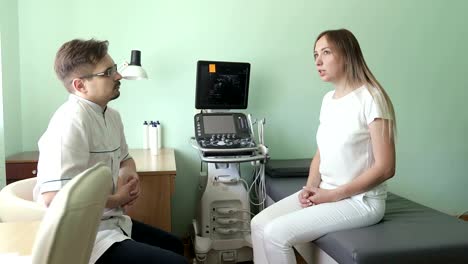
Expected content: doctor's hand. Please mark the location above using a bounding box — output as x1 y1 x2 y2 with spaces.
305 187 340 205
298 187 315 208
125 174 140 201
118 158 140 201
106 177 140 209
117 177 140 206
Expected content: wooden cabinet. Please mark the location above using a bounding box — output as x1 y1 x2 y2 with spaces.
5 151 39 185
126 148 177 232
4 149 176 232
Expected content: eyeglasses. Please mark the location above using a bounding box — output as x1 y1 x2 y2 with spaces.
79 64 118 79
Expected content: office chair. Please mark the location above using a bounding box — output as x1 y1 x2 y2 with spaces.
31 163 112 264
0 177 46 222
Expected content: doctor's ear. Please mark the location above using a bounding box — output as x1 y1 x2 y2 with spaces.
70 78 87 93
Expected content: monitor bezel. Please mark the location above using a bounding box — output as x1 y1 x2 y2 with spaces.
195 60 251 110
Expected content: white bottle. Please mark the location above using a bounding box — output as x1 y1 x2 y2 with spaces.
149 123 159 155
156 121 162 149
143 121 149 149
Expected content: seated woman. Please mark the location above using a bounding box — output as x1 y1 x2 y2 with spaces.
251 28 396 264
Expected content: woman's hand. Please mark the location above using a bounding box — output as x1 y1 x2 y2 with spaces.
304 186 341 205
298 187 314 208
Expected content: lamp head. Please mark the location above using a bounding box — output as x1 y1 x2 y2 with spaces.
130 50 142 66
120 50 148 80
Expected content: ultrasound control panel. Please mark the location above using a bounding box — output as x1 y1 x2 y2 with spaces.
194 113 256 153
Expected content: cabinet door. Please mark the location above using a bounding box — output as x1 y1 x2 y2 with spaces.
125 174 174 232
6 163 38 184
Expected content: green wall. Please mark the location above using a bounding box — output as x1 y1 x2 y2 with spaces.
0 0 22 158
0 0 22 188
5 0 468 235
0 33 5 188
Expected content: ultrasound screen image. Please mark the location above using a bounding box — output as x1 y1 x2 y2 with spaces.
195 61 250 109
202 115 236 134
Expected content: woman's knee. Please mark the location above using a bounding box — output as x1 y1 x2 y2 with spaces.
250 214 265 234
262 222 292 248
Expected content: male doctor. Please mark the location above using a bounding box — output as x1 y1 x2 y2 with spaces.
33 39 187 264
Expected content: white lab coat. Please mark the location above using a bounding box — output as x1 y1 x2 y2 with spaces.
33 94 133 263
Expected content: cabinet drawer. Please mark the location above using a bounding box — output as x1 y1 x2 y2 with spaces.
6 163 38 180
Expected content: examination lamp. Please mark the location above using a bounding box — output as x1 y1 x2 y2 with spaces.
119 50 148 80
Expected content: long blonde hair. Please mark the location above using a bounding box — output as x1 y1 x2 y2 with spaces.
315 29 396 138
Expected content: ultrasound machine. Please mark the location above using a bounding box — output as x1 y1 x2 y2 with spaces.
191 61 269 263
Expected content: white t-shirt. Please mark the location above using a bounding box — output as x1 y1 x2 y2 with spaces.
316 85 391 199
33 94 133 263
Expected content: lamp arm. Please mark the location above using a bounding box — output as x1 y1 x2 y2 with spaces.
118 62 129 73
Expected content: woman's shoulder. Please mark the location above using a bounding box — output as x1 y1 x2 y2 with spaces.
322 90 335 101
355 85 384 102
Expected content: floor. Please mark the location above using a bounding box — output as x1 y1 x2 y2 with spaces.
184 239 307 263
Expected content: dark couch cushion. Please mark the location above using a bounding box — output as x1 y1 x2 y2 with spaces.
315 193 468 264
265 159 468 264
266 175 305 201
265 159 311 178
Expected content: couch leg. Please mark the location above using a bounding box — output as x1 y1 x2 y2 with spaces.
459 211 468 221
294 248 308 264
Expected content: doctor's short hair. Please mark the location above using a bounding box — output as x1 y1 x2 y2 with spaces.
54 38 109 92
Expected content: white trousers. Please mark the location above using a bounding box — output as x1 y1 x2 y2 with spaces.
251 191 385 264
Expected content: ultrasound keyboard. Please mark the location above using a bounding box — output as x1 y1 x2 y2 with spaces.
194 113 258 156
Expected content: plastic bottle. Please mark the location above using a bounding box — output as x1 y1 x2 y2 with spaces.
143 121 149 149
156 120 162 149
149 123 159 155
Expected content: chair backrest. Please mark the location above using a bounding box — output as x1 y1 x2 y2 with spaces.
31 163 112 264
0 177 46 222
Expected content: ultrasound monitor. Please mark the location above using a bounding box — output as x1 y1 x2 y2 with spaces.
195 60 250 109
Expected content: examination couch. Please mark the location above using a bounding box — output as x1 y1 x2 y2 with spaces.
265 159 468 264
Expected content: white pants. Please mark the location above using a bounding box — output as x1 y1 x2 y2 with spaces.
251 191 385 264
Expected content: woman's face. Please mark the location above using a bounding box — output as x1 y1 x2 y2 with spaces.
314 36 345 84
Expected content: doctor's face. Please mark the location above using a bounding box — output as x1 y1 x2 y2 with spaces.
314 36 345 84
82 54 122 107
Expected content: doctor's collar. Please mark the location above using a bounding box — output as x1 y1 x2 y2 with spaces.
69 94 107 114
